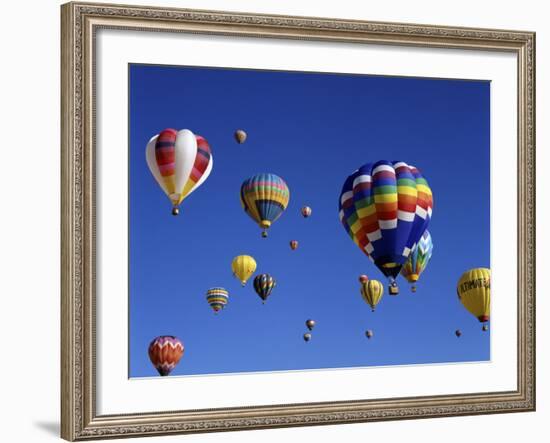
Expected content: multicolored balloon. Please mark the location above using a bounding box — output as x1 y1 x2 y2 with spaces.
206 287 229 313
306 319 316 331
339 161 433 293
231 255 257 286
400 230 434 292
240 174 290 237
234 129 247 144
301 206 312 218
303 333 312 342
148 336 184 376
457 268 491 327
253 273 276 303
146 129 213 215
360 279 384 312
365 330 374 340
290 240 299 250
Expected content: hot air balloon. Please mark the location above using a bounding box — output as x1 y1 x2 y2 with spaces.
234 129 247 144
146 129 213 215
365 330 374 340
303 333 312 342
455 329 462 338
400 230 434 292
306 319 316 331
231 255 257 286
301 206 312 218
290 240 299 250
360 279 384 312
253 273 276 303
482 324 489 332
206 287 229 313
358 274 369 284
457 268 490 329
240 174 290 237
148 336 184 376
339 161 433 294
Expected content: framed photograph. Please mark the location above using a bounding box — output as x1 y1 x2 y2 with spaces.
61 2 536 440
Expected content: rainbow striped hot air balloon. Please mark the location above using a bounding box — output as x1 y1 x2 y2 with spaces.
146 129 213 215
400 230 434 292
148 336 184 376
206 287 229 313
339 161 433 294
240 173 290 237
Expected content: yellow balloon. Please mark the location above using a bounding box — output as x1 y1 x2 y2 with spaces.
360 279 384 312
457 268 490 322
231 255 257 286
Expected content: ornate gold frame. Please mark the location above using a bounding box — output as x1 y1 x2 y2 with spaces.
61 2 536 440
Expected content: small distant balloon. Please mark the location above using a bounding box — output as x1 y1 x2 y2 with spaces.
365 330 374 340
206 287 229 313
455 329 462 338
148 336 184 376
482 324 489 332
303 333 312 342
290 240 299 250
234 129 247 144
301 206 312 218
305 319 316 331
358 274 369 284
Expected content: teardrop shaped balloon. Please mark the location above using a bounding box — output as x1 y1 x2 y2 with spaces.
305 319 316 331
365 330 374 339
358 274 369 284
231 255 257 286
148 336 184 376
360 279 384 312
400 230 433 292
234 129 247 144
457 268 491 323
301 206 312 218
146 129 213 214
206 287 229 313
303 333 312 342
240 173 290 237
455 329 462 338
339 161 433 293
253 273 276 303
290 240 299 250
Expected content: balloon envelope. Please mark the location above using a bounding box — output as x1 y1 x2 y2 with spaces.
234 129 247 144
148 336 184 376
290 240 299 250
457 268 490 323
240 174 290 236
231 255 257 286
303 333 312 342
306 319 316 330
301 206 312 218
400 230 434 286
360 279 384 312
146 129 213 213
253 273 276 303
339 161 433 281
206 287 229 312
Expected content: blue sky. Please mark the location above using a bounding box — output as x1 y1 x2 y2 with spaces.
129 64 490 378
